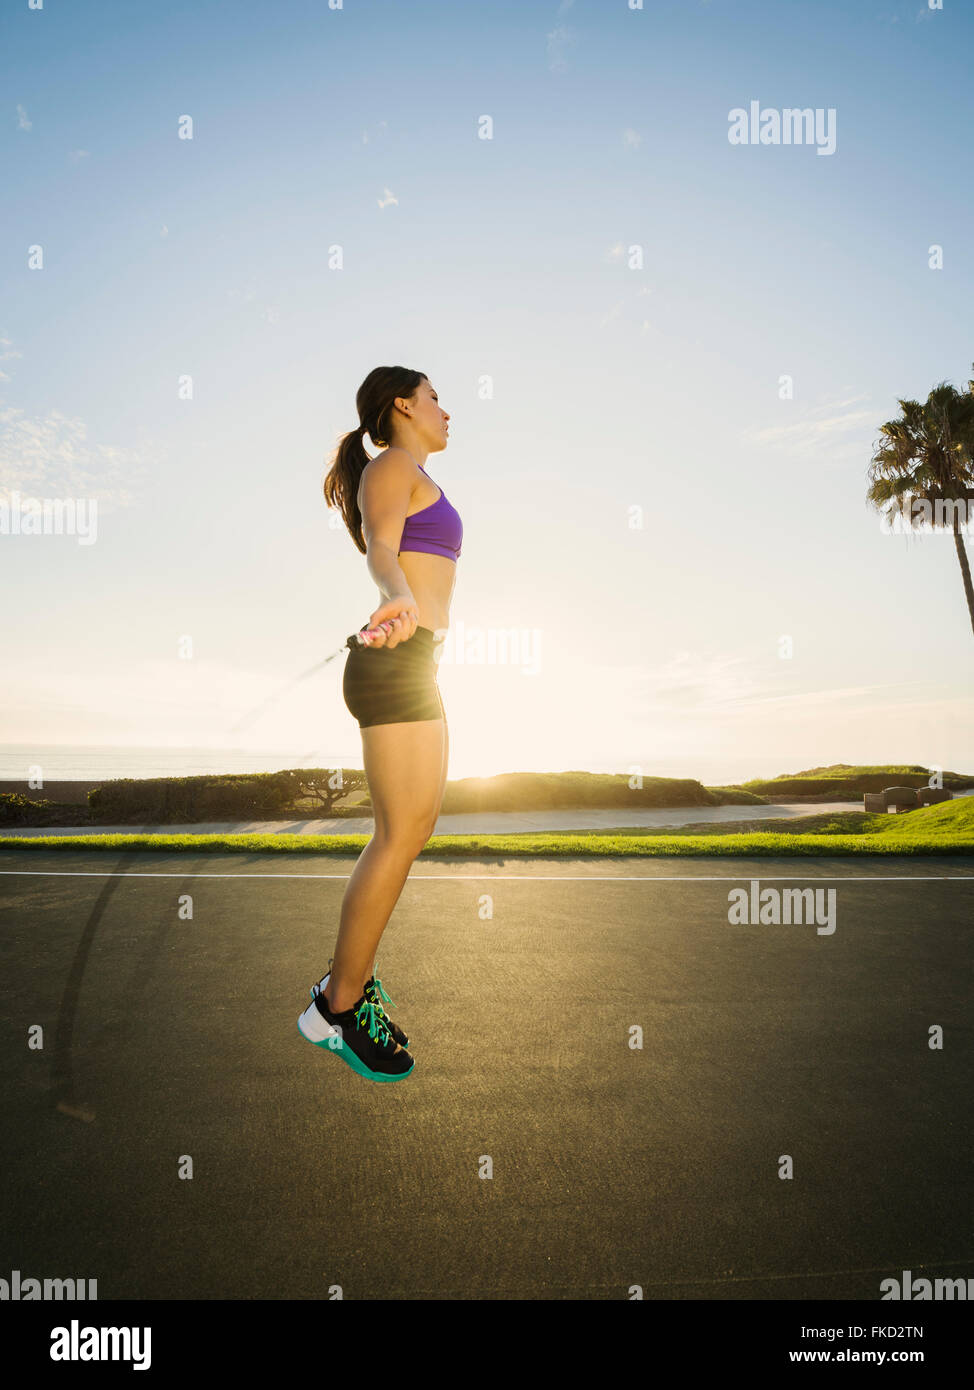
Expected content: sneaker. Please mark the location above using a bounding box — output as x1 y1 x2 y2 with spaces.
297 984 414 1082
311 959 409 1048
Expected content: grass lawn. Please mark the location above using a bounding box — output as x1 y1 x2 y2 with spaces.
2 795 972 856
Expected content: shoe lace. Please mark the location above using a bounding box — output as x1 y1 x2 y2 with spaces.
354 997 393 1047
371 973 396 1009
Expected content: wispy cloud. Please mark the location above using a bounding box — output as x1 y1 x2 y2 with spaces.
546 25 577 71
0 335 23 384
629 646 947 718
598 267 654 330
740 394 874 458
0 407 150 507
16 104 31 131
726 681 934 710
633 649 773 712
226 284 278 323
377 187 398 208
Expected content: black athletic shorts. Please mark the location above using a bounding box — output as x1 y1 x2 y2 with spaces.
343 623 445 728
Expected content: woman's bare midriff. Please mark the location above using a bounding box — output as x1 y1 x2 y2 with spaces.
392 549 456 635
358 456 456 635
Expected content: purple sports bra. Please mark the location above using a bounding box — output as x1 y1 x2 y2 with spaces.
398 480 463 561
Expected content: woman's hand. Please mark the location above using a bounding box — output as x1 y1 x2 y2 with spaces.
365 594 419 648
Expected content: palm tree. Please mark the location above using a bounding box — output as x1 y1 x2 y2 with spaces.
867 367 974 639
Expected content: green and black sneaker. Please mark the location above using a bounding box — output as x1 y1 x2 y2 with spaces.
310 959 409 1048
297 984 414 1083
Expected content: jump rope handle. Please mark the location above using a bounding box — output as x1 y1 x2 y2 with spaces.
346 620 396 650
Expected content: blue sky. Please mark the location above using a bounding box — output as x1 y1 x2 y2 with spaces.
2 0 973 783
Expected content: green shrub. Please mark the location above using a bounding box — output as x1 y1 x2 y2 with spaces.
0 792 33 824
86 768 368 824
0 792 63 825
89 773 291 823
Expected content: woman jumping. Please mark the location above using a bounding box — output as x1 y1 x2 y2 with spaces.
297 366 460 1083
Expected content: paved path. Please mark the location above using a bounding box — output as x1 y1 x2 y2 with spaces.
1 846 972 1299
1 800 867 838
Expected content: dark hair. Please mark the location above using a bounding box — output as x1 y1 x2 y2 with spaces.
323 365 427 554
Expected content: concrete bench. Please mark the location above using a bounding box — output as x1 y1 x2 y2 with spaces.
863 786 953 814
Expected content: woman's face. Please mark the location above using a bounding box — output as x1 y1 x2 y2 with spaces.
413 379 450 447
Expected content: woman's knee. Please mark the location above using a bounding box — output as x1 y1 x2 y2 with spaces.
373 819 433 859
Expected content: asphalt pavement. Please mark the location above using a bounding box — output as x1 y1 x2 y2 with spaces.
1 847 971 1300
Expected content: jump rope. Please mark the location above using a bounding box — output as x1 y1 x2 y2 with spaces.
228 619 405 735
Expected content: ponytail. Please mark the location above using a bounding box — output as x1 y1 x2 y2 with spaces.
323 365 427 555
323 425 372 554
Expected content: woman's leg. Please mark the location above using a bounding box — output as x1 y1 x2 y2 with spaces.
362 709 450 985
325 716 448 1023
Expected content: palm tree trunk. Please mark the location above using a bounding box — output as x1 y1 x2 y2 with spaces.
953 512 974 639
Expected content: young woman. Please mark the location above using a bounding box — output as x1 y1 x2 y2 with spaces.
297 366 460 1083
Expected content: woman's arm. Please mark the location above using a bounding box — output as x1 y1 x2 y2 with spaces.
366 539 412 602
360 449 416 602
